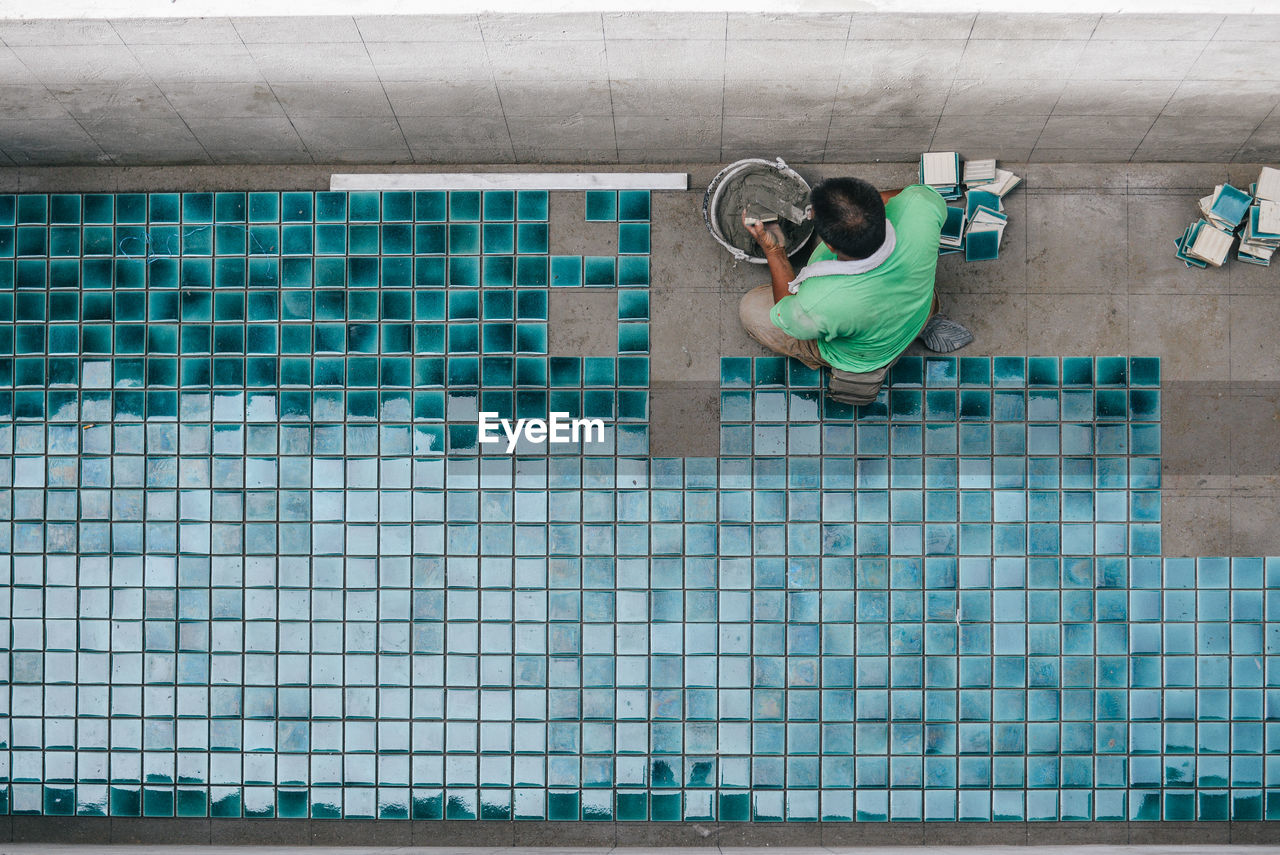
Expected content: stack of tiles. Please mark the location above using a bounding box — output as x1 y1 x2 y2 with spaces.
1240 168 1280 266
926 154 1021 263
920 151 963 201
1176 167 1280 268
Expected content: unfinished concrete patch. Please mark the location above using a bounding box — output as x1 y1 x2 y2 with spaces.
548 288 619 357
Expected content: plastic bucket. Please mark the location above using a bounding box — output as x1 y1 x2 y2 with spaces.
703 156 814 264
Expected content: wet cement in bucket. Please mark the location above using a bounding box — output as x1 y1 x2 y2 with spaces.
710 162 814 262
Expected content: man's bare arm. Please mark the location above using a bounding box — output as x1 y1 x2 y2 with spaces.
880 188 903 205
743 216 794 304
761 240 794 303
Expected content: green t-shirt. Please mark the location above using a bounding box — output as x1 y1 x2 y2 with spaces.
770 184 946 373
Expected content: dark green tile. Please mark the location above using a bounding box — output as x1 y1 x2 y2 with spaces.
210 258 240 288
617 290 648 320
117 193 147 223
1062 356 1093 386
449 190 481 221
958 356 990 386
584 256 615 287
415 191 446 222
315 223 347 254
183 258 212 289
214 223 246 255
1027 356 1059 386
348 190 381 222
281 191 313 222
516 355 547 386
618 189 651 221
215 192 246 222
1097 355 1128 387
516 222 548 254
381 223 412 255
48 259 79 289
618 322 649 353
618 222 650 254
585 190 616 221
584 356 614 386
549 356 581 386
517 190 548 221
16 259 46 288
1129 356 1160 386
347 223 380 254
281 257 312 288
248 258 279 288
516 256 548 287
482 255 514 287
483 290 513 319
382 190 413 222
16 226 46 257
315 191 347 223
314 257 344 287
182 192 213 223
449 323 479 353
410 224 443 256
181 226 212 255
247 191 279 223
415 256 446 288
248 225 279 255
483 190 515 221
516 323 546 354
993 356 1026 386
83 193 114 224
17 194 48 224
49 194 81 224
617 355 648 386
448 223 480 254
482 222 514 254
149 192 180 222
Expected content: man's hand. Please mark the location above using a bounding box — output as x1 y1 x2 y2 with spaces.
742 209 786 255
743 209 796 304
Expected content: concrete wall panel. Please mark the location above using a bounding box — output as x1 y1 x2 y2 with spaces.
0 12 1277 165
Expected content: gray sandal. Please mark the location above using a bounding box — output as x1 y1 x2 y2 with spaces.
919 315 974 352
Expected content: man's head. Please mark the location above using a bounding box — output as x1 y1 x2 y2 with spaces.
809 177 886 260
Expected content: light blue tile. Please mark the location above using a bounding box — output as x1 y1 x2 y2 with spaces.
10 191 1263 825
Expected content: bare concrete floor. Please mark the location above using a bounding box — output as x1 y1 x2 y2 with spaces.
0 160 1274 557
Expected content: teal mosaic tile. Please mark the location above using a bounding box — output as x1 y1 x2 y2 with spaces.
482 222 514 254
618 222 650 254
517 190 549 222
549 255 581 287
516 222 548 255
617 290 649 320
585 190 616 221
0 189 1274 825
583 255 616 287
618 190 651 222
617 255 649 287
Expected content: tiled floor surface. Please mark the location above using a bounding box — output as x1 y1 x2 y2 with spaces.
638 162 1280 558
5 161 1274 560
1 162 1279 828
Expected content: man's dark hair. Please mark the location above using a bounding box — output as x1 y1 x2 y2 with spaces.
809 177 886 260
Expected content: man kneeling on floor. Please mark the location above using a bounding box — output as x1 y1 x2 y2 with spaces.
739 177 972 406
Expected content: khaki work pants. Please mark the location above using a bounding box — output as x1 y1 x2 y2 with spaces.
737 284 938 405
